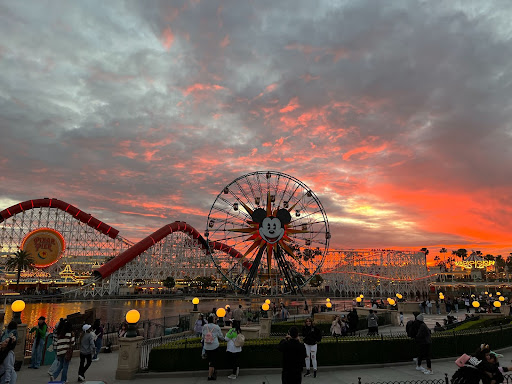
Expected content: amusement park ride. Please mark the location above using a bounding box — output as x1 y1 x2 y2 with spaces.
0 171 432 297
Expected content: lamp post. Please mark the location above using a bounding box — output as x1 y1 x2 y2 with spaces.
11 300 25 324
192 297 199 312
262 303 270 317
216 308 226 327
125 309 140 338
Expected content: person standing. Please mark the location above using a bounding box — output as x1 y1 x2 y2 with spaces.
302 318 322 378
118 323 127 338
202 315 224 381
194 314 207 337
29 316 47 369
347 308 359 336
436 300 441 315
232 305 243 333
330 315 342 337
78 324 95 382
278 326 307 384
280 304 289 321
225 307 232 327
91 319 103 361
399 312 404 326
0 336 17 384
0 322 17 342
465 297 471 313
51 320 74 383
454 297 459 313
415 314 433 374
367 310 379 336
427 300 433 315
225 327 242 379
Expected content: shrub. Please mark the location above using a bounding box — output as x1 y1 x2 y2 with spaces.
148 325 512 372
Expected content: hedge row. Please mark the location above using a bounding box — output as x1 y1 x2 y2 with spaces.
451 316 512 331
148 325 512 372
271 313 391 334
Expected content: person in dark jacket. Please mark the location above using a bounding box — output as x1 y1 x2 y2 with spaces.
302 318 322 378
347 308 359 335
415 314 433 374
278 327 307 384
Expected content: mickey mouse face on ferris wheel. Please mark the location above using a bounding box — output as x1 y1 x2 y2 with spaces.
251 208 292 244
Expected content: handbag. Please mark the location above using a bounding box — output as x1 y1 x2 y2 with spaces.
65 344 73 361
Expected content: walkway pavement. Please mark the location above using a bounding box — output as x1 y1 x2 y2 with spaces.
18 311 489 384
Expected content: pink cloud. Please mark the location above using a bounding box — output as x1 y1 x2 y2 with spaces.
279 97 300 113
220 34 230 48
161 27 174 51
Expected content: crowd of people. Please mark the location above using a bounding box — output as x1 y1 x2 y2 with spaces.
0 313 120 384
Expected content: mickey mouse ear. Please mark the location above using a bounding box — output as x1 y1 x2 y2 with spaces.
276 209 291 224
251 208 267 224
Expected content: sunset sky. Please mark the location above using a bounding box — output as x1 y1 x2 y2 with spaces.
0 1 511 261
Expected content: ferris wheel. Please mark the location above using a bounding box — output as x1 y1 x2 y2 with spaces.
205 171 330 295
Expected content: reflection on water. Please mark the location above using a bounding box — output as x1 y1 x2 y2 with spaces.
2 297 344 328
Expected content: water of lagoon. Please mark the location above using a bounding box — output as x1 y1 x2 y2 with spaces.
2 297 350 328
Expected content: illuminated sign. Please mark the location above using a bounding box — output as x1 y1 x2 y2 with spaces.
21 228 65 268
454 259 495 270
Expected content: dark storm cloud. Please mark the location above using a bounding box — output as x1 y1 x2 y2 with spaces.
0 0 511 253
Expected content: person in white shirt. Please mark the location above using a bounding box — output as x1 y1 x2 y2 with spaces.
225 328 242 379
202 316 224 381
0 336 17 384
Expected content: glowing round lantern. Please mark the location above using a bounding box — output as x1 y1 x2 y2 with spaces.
262 303 270 311
396 293 402 299
497 292 501 296
388 299 396 306
326 298 331 302
494 301 501 308
359 294 364 298
126 309 140 324
326 302 332 308
356 297 362 303
472 301 480 308
11 300 25 313
499 296 505 302
265 299 271 305
216 308 226 318
192 297 199 305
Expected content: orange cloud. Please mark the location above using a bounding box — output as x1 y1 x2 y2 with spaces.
342 142 388 160
279 97 300 113
183 83 225 96
161 27 174 51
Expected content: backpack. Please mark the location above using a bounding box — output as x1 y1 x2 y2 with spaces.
204 325 215 344
406 320 419 338
234 333 245 347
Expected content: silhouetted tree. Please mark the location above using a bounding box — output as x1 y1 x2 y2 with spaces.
5 250 35 291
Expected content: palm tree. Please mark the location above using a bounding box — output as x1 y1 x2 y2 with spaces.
495 255 505 276
5 249 35 291
455 249 468 260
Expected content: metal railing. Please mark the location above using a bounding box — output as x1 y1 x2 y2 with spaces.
139 332 192 370
357 374 449 384
356 373 512 384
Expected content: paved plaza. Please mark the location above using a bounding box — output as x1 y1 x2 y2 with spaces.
18 312 494 384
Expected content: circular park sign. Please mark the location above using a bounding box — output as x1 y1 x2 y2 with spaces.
21 228 65 268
